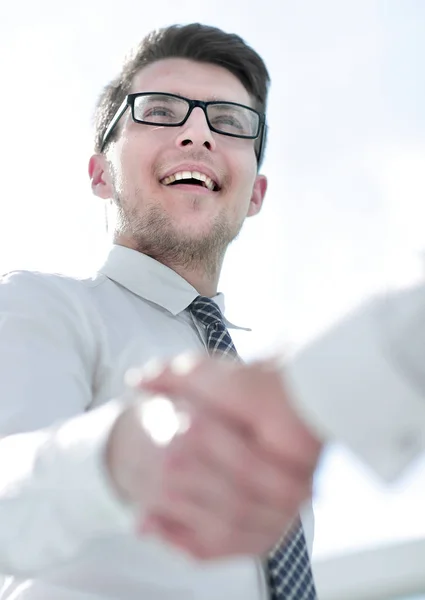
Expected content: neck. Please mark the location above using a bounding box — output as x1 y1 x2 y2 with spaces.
115 235 226 297
165 257 224 297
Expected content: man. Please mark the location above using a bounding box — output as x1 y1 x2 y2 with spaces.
135 280 425 550
0 23 317 600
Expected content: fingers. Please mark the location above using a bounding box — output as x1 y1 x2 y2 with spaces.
124 355 321 559
142 508 281 560
136 356 321 474
136 410 311 559
137 356 252 427
180 412 312 512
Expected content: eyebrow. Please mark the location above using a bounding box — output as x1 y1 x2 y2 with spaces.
166 92 223 101
134 91 254 111
148 91 249 104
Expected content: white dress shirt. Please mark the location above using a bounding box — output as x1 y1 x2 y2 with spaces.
286 283 425 482
0 244 313 600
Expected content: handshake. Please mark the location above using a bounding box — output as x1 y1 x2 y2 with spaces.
106 356 323 560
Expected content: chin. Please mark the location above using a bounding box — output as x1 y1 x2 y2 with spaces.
174 221 216 240
169 205 218 228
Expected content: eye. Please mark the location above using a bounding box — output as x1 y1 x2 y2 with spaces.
144 106 175 119
212 114 244 130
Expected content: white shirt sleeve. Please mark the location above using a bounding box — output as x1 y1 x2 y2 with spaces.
285 283 425 482
0 271 133 577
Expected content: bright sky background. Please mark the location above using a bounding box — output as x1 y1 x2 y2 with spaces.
1 0 425 562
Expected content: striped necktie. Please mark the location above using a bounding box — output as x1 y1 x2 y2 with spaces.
189 296 317 600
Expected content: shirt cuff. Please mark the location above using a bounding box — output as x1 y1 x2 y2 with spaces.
52 399 136 536
283 300 425 482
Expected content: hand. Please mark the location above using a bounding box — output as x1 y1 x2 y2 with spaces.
105 394 166 511
130 356 323 559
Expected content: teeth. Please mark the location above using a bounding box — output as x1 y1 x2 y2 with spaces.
161 171 217 191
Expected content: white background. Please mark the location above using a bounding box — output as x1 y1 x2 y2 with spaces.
1 0 424 560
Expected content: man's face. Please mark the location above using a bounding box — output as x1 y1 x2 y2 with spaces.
89 58 267 265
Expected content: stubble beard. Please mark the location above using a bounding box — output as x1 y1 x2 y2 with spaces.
113 192 243 279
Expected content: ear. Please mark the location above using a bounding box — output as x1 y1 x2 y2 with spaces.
88 154 114 199
247 174 267 217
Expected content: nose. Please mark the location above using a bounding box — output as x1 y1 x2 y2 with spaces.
175 107 217 152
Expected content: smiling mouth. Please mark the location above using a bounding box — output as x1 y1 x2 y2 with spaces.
160 170 220 192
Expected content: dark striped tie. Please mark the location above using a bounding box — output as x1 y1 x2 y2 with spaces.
189 296 317 600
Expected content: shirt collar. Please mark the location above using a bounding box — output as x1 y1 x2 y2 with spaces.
98 245 250 331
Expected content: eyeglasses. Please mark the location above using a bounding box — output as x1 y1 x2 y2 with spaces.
100 92 266 163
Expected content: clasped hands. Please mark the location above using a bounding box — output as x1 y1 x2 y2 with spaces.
106 356 323 559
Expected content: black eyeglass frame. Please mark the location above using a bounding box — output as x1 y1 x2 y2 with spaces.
100 92 267 165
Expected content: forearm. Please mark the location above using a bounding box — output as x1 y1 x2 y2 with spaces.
285 285 425 481
0 401 134 577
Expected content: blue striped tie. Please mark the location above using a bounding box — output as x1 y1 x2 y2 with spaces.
189 296 317 600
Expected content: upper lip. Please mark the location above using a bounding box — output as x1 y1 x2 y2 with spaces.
159 164 221 190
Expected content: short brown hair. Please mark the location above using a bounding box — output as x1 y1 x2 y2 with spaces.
93 23 270 165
